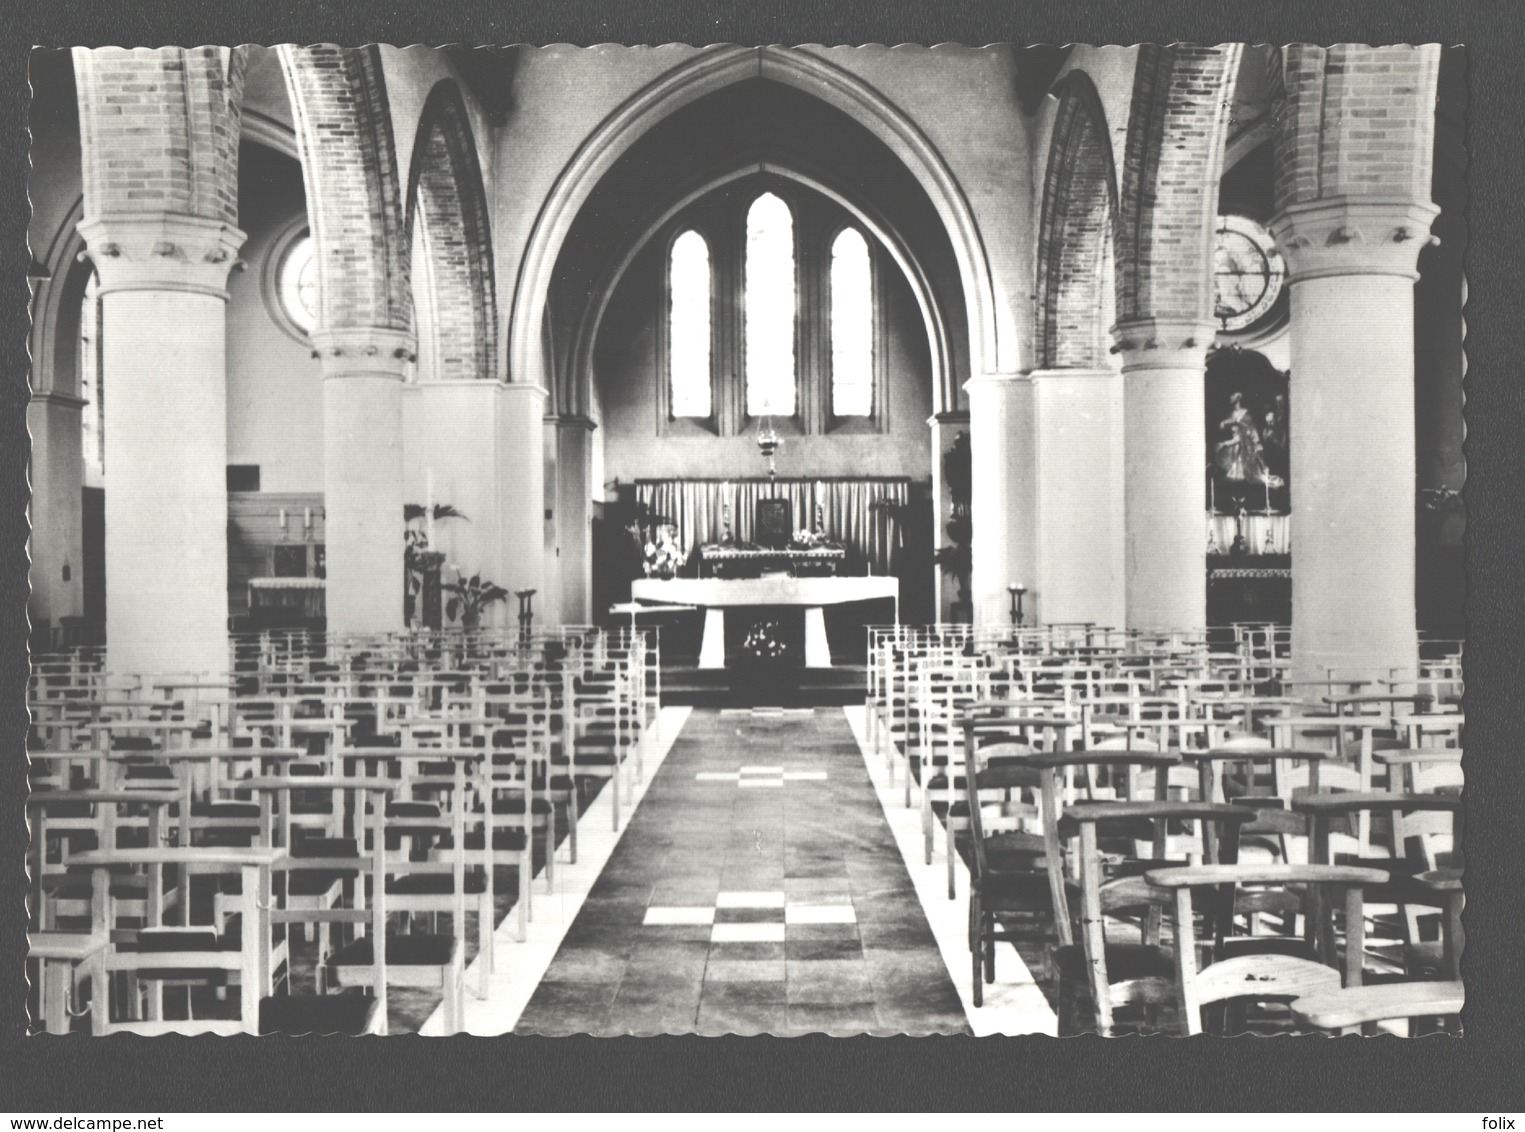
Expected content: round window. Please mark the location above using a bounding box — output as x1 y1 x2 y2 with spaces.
276 232 318 334
1212 214 1286 334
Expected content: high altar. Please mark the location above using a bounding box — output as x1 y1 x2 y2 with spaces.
630 575 899 668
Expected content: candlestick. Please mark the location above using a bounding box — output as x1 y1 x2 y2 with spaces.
425 468 436 548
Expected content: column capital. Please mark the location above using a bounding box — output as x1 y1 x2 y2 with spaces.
545 413 597 432
1270 197 1441 283
927 409 970 428
77 215 245 297
309 327 416 378
963 372 1031 395
1027 367 1119 385
500 381 550 406
1111 318 1218 372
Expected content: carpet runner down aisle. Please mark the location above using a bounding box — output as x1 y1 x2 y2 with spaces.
513 707 969 1035
843 704 1060 1036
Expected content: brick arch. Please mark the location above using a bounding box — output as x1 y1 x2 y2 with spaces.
1035 71 1119 369
276 45 412 339
1270 45 1441 213
1116 44 1243 327
72 47 246 228
405 81 497 382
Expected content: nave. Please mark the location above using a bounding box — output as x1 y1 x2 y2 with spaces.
26 619 1463 1037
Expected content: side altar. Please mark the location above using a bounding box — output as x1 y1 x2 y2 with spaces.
630 576 899 669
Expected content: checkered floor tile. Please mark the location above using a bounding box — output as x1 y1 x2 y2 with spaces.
644 890 859 941
694 765 830 786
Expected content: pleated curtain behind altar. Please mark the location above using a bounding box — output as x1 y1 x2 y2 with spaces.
636 479 910 575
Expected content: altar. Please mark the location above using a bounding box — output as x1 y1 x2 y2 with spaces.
630 576 898 668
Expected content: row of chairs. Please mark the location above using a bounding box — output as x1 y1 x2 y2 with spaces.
26 626 660 1035
867 622 1464 1036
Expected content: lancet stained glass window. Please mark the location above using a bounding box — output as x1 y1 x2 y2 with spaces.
744 192 796 417
668 229 712 418
830 227 873 417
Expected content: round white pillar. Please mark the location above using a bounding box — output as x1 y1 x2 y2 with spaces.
78 216 244 680
965 373 1036 628
1271 198 1440 685
1114 319 1216 635
498 383 548 626
1030 368 1126 629
550 415 595 627
312 328 413 637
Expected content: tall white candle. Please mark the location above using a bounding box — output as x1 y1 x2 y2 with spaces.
425 468 436 547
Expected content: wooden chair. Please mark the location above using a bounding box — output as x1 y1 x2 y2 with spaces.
1146 863 1390 1036
324 786 467 1033
1290 980 1463 1036
260 780 394 1035
1050 799 1258 1036
959 715 1061 1007
69 848 281 1035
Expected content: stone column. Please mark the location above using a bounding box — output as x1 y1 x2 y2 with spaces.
1031 368 1125 628
965 374 1037 628
927 411 968 622
498 383 548 624
1113 319 1216 635
311 327 412 636
1270 199 1440 683
408 380 511 628
549 415 595 626
77 215 245 678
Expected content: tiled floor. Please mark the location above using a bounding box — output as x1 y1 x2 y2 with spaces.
513 707 970 1035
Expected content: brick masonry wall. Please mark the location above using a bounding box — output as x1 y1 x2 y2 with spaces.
1272 45 1441 210
410 82 497 382
1036 73 1118 369
278 44 413 335
72 47 244 225
1116 44 1243 325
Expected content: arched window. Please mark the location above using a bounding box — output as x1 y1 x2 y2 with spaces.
829 227 873 417
79 270 104 479
668 229 712 418
744 192 796 417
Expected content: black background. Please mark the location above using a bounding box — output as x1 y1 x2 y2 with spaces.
1 0 1521 1113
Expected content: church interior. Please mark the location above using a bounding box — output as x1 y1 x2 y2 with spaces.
22 43 1466 1037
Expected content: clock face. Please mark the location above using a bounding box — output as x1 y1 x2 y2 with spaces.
1213 215 1286 333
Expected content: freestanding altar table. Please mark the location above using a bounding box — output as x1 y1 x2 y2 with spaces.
630 576 899 668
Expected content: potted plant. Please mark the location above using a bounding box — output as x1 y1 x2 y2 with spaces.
404 503 467 627
443 573 509 631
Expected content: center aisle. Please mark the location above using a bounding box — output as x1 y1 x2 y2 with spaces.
514 707 970 1035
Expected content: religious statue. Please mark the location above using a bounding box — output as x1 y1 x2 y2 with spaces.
1215 391 1285 490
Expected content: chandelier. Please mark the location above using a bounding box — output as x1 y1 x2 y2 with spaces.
756 416 780 478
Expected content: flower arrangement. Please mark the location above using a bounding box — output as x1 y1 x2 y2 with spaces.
740 619 790 663
643 523 687 579
791 502 831 549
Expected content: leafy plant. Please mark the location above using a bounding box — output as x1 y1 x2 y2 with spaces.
405 502 468 525
943 431 973 506
443 573 510 627
940 431 974 607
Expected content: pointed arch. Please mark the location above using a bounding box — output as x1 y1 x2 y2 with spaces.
1035 71 1120 369
405 80 498 382
277 45 413 338
1116 44 1243 326
512 45 998 415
